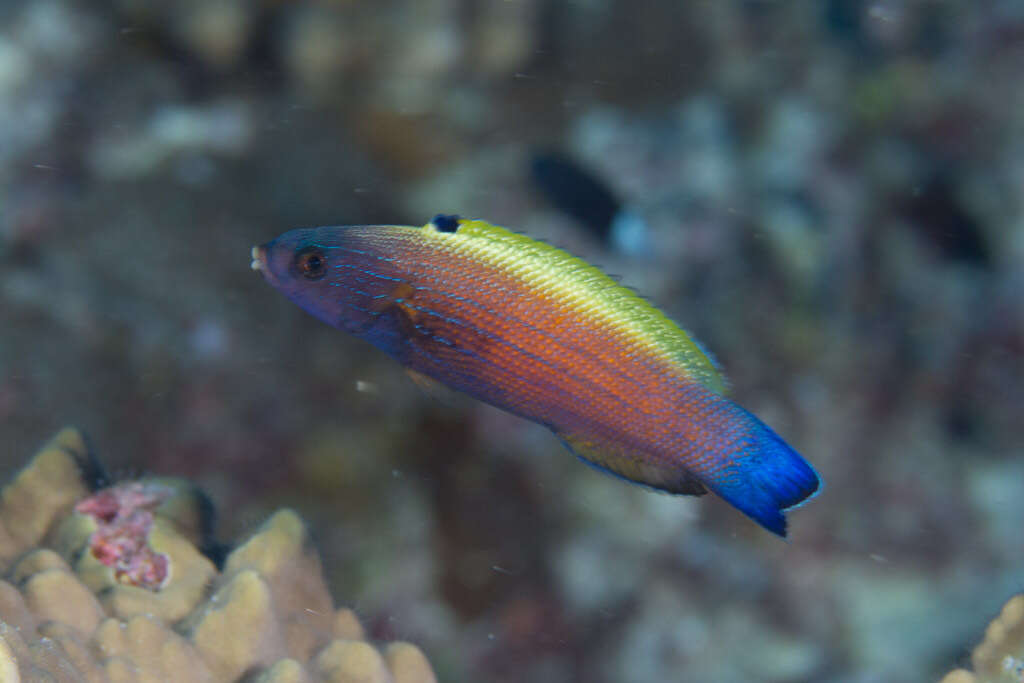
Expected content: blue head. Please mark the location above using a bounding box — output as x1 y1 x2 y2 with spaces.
252 225 408 337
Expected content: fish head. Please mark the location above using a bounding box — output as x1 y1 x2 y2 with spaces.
251 227 325 287
251 225 411 334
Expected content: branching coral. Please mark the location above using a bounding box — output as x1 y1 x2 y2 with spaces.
942 595 1024 683
0 427 438 683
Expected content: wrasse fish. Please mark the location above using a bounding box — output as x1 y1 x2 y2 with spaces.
251 215 820 536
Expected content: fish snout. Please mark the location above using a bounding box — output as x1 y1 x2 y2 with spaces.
250 244 278 286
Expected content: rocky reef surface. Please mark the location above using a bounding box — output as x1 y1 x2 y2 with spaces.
0 427 437 683
942 594 1024 683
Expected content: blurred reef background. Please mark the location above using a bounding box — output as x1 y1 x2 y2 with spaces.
1 1 1023 681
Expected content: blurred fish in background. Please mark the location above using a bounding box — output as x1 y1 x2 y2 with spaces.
529 150 652 256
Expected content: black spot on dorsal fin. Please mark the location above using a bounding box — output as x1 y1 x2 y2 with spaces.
431 214 460 233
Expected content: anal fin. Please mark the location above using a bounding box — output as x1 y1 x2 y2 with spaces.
558 432 707 496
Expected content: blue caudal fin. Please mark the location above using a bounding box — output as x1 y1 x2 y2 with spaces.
704 417 821 537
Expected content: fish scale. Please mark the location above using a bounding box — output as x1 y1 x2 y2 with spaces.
408 258 679 419
252 216 820 536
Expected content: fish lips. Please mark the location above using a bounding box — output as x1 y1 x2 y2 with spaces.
250 243 279 287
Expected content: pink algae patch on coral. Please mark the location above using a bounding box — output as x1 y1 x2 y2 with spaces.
75 481 174 590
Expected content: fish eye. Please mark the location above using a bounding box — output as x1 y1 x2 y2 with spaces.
294 247 327 280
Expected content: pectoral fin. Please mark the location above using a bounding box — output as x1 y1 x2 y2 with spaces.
405 368 462 407
558 432 707 496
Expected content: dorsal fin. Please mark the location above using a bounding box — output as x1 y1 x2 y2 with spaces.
557 432 707 496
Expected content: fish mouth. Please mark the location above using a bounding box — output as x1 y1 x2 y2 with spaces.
250 244 277 285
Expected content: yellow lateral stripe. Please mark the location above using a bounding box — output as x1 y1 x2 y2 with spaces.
420 218 726 395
